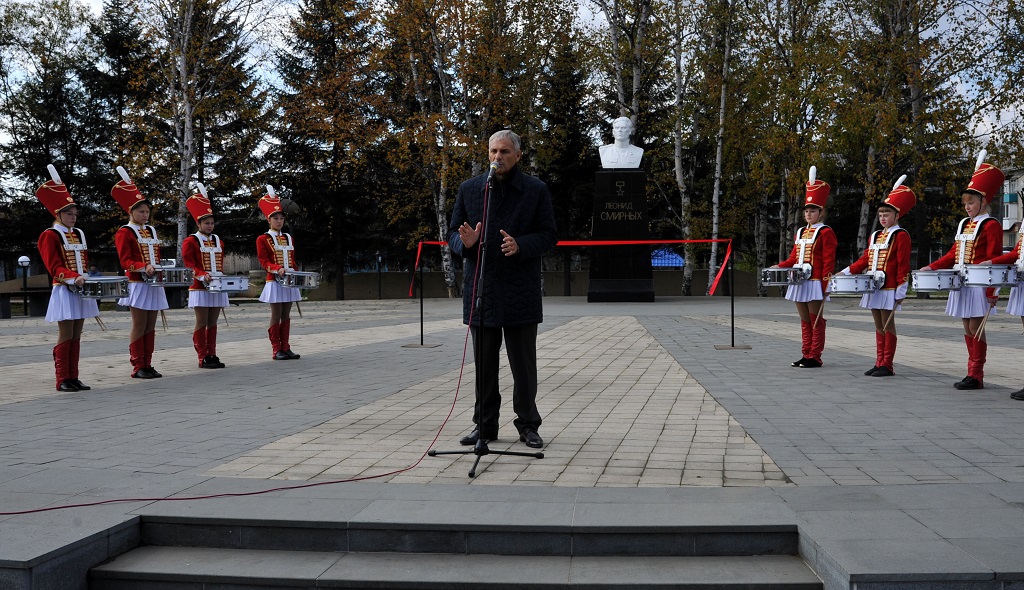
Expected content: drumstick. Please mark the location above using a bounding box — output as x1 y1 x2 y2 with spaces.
812 301 825 328
973 306 992 340
160 309 168 332
220 307 229 327
94 316 107 331
881 309 895 333
295 300 303 319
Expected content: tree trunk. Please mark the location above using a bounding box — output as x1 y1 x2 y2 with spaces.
859 143 878 253
707 15 731 294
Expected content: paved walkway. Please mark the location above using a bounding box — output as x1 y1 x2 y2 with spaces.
3 295 1024 584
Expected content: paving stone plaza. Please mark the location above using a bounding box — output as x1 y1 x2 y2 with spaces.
2 295 1024 587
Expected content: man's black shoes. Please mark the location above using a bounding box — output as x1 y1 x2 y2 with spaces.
460 429 483 445
520 429 543 449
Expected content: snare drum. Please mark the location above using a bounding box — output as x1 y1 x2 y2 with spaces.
962 264 1016 287
912 269 961 292
75 276 128 299
207 275 249 293
760 265 810 287
145 267 194 287
829 274 880 294
279 271 320 289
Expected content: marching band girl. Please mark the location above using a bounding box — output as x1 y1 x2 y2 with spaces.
182 185 227 369
979 224 1023 399
256 189 301 360
920 156 1004 390
35 165 99 392
112 167 168 379
838 179 916 377
771 167 837 368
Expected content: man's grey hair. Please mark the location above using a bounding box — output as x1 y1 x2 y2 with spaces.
489 129 521 151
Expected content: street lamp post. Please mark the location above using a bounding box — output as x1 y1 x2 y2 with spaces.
376 250 383 300
17 255 30 316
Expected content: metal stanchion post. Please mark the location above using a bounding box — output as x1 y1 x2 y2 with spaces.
715 242 751 351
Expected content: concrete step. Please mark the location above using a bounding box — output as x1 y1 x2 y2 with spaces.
89 545 823 589
137 514 800 556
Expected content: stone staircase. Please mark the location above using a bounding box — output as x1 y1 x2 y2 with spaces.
89 513 823 588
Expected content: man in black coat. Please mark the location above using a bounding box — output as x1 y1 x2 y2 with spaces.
447 129 558 449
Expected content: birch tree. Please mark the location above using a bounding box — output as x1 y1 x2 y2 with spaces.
141 0 272 259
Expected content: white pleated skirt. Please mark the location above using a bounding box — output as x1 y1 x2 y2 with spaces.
1004 286 1024 316
188 289 229 308
45 285 100 322
859 290 901 311
785 279 825 303
945 285 996 319
259 280 301 304
118 281 169 311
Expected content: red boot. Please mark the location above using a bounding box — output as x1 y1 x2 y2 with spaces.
802 318 826 367
269 323 284 359
955 335 984 390
866 331 884 375
969 338 986 388
129 337 150 379
874 332 896 377
143 330 161 377
793 321 813 366
207 326 218 359
281 319 300 359
68 338 90 390
193 329 208 366
53 341 75 391
205 326 224 368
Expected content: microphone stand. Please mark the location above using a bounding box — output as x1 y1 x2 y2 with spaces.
428 166 544 478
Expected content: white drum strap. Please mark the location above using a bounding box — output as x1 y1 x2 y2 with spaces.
196 233 222 273
1016 232 1024 267
795 225 821 264
54 227 87 274
127 224 159 265
954 216 986 267
269 231 294 270
868 229 897 271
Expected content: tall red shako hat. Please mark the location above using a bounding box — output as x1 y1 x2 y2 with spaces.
882 174 917 219
186 183 214 223
804 166 830 209
258 185 284 220
35 164 78 217
111 166 150 213
964 150 1004 204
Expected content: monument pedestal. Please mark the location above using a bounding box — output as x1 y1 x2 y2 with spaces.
587 170 654 302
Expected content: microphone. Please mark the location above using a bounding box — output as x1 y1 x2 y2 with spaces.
486 161 499 181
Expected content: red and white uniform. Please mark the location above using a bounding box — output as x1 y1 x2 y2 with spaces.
115 223 169 311
257 230 301 303
930 214 1002 318
777 223 837 302
39 223 99 322
35 174 97 391
991 230 1024 316
183 232 229 308
847 226 912 310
